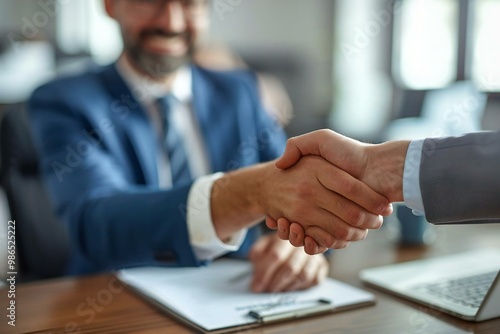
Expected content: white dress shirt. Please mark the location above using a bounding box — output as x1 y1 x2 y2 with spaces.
403 139 426 215
116 56 247 261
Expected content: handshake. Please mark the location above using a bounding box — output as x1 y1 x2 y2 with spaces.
263 129 411 255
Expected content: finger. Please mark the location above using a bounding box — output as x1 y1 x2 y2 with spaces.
288 222 328 252
287 205 368 244
310 256 329 287
381 203 394 216
288 222 305 247
317 162 391 218
304 236 322 255
306 226 353 249
287 256 327 291
267 248 308 292
250 237 292 292
248 235 269 263
282 253 317 291
277 218 291 241
314 183 384 231
265 216 278 229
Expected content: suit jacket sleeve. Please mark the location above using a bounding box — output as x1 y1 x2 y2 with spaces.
28 82 199 272
420 131 500 223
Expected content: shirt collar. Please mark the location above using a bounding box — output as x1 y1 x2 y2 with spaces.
116 54 192 105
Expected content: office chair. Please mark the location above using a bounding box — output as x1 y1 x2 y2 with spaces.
0 106 70 281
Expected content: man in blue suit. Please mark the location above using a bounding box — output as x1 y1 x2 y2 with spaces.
29 0 388 292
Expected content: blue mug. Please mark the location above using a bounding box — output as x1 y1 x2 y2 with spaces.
396 205 432 246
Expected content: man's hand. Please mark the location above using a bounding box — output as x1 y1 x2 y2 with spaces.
276 129 409 202
257 156 389 247
270 129 410 254
248 233 329 293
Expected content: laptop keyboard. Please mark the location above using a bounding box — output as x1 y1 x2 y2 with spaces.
415 271 497 309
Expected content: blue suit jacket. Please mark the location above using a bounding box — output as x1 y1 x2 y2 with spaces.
28 64 287 275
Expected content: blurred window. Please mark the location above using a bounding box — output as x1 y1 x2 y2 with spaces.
87 0 122 64
56 0 121 64
472 0 500 91
393 0 459 89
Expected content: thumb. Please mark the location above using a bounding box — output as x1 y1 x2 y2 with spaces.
275 136 304 169
276 130 333 170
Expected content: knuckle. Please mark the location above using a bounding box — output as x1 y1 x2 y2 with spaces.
280 269 293 281
287 265 300 278
290 237 303 247
336 241 350 249
374 199 390 215
267 251 283 263
321 232 336 248
296 181 314 199
366 213 383 229
248 248 259 261
334 225 351 241
346 209 364 227
329 239 339 249
359 229 369 241
339 177 360 197
297 272 308 286
277 233 289 242
348 180 363 197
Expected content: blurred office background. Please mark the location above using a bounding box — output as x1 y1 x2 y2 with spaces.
1 0 500 279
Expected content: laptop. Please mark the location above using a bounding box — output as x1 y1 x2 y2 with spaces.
359 249 500 322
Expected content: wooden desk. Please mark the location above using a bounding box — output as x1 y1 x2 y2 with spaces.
1 224 499 334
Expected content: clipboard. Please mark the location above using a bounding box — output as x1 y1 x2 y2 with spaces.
117 259 375 333
248 298 334 323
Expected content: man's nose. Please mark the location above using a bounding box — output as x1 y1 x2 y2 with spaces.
156 1 187 32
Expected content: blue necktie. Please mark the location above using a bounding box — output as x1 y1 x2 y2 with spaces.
157 96 192 186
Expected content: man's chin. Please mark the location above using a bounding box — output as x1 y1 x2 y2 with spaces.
131 51 190 78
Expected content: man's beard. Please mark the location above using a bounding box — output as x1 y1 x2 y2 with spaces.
125 29 194 78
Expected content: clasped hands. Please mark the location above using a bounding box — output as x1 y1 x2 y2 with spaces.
264 129 409 255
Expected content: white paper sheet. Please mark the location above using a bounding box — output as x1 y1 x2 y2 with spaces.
117 259 375 332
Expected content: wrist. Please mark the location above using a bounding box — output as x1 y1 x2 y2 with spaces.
210 163 269 239
364 140 410 202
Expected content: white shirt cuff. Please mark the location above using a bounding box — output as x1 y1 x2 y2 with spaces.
403 140 425 216
186 172 247 261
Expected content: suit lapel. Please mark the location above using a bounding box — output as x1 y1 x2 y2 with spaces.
100 65 159 186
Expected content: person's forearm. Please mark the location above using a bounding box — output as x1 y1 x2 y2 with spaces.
211 163 270 241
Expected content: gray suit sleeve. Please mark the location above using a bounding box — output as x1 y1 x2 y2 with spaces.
420 131 500 224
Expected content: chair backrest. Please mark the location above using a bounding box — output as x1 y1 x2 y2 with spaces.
0 106 70 280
